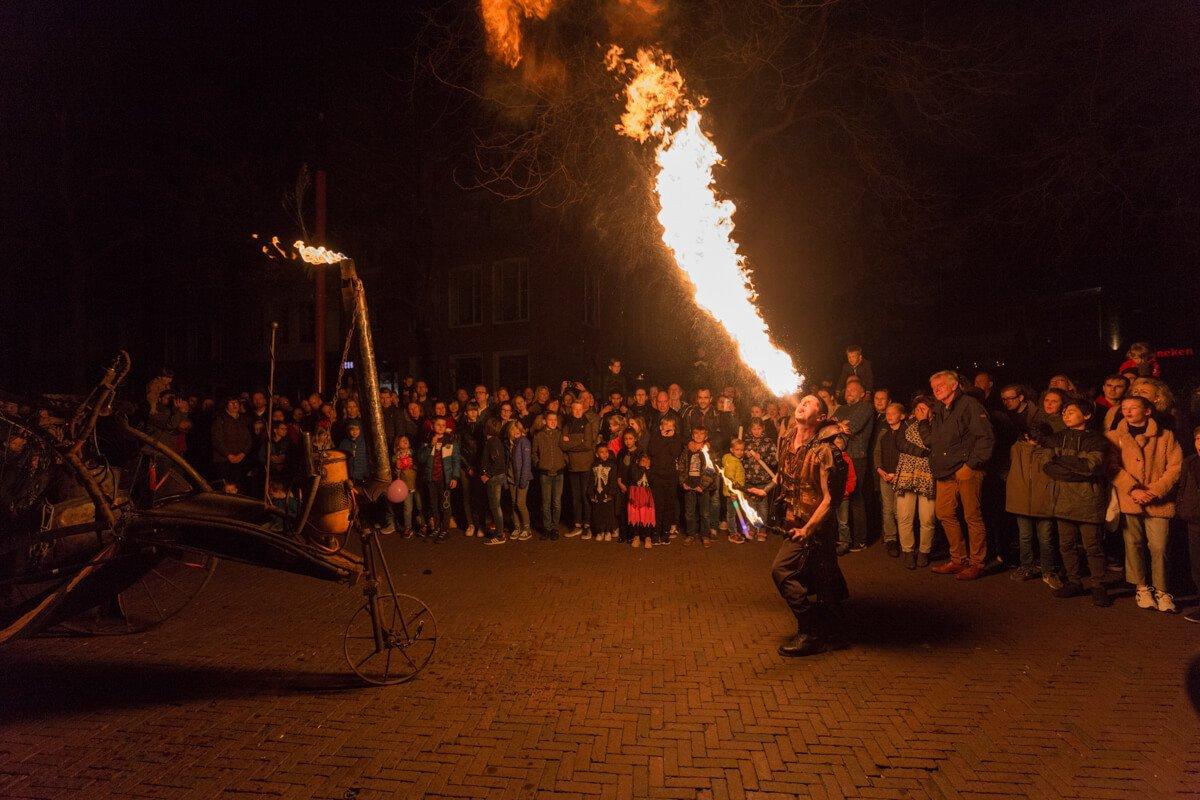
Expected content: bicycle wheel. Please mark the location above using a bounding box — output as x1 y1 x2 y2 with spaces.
59 546 216 635
343 592 437 685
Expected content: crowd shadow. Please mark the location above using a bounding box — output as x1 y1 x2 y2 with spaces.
843 596 977 649
0 653 362 724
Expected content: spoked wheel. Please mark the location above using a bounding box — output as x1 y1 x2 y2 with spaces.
59 547 217 636
343 592 437 685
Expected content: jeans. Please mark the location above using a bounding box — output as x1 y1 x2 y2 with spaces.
459 473 484 529
683 488 718 536
879 480 898 543
567 471 590 528
1057 519 1105 587
1017 515 1056 572
895 491 935 553
935 464 987 566
837 456 869 547
486 476 509 535
390 491 414 530
511 484 530 530
539 472 563 532
649 476 677 542
1122 514 1169 591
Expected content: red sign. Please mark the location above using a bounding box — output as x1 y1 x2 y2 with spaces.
1155 348 1195 359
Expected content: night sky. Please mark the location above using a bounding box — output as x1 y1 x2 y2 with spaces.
2 1 1198 392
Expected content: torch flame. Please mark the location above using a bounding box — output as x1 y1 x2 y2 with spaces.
481 0 557 68
294 241 347 265
607 47 802 397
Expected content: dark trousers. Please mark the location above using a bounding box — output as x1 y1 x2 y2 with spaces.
837 457 869 546
1057 519 1105 588
425 480 450 531
1189 522 1200 594
567 471 590 528
650 476 678 542
770 518 848 629
459 473 485 529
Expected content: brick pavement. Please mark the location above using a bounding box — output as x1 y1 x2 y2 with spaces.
1 532 1198 799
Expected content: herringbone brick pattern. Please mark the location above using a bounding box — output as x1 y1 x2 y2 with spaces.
1 535 1197 799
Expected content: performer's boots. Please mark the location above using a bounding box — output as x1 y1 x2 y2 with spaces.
778 607 823 657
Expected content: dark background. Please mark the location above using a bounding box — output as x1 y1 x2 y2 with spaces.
2 1 1197 400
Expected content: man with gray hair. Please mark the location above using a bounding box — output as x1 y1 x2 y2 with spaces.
927 370 995 581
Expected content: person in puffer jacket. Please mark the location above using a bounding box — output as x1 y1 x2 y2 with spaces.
1038 398 1112 606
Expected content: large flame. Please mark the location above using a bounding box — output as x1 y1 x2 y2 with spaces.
294 241 347 265
607 47 802 397
481 0 556 68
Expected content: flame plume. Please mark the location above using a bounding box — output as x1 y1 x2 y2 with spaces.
481 0 557 68
607 46 802 397
294 241 347 265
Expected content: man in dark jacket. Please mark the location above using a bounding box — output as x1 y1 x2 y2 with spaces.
836 346 874 393
683 388 734 453
211 397 253 489
832 378 875 554
456 402 486 537
562 401 598 536
928 371 995 580
532 410 568 538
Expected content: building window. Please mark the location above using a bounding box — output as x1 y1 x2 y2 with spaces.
449 266 483 327
583 265 600 326
495 351 529 391
450 354 484 391
492 258 529 323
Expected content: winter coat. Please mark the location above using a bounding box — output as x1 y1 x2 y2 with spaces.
456 417 483 470
894 418 934 499
742 434 777 488
929 393 994 480
647 432 684 481
508 436 533 489
531 426 568 474
1176 454 1200 522
562 413 599 473
1106 418 1182 518
480 435 509 484
678 446 719 492
833 400 875 459
211 412 253 464
417 437 462 484
872 424 905 474
1039 428 1109 523
720 453 745 497
837 358 874 392
683 405 727 450
338 436 370 483
1005 440 1055 518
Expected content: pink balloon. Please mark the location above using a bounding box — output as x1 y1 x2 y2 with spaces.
386 479 409 504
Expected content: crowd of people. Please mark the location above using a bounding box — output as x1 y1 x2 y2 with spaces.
136 343 1200 621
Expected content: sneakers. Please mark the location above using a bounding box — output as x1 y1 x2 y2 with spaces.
401 528 414 539
1092 585 1113 607
644 538 653 549
728 533 745 544
719 520 729 532
902 550 916 570
632 536 642 548
1135 585 1156 609
916 552 929 568
850 542 867 552
836 543 850 556
1009 566 1041 581
448 516 458 529
669 525 679 539
1042 573 1064 591
380 522 396 535
886 540 901 558
465 525 476 537
756 531 767 542
1155 590 1177 614
582 530 593 540
1053 581 1086 599
518 528 533 541
1184 608 1200 622
485 534 507 546
683 536 694 547
565 526 582 538
702 537 712 548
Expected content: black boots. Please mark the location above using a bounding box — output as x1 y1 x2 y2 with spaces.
778 605 847 657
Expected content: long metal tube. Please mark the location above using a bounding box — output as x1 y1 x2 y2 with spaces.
338 259 391 485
